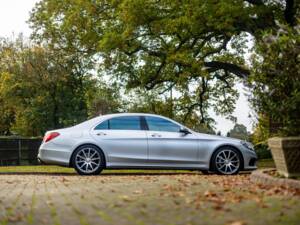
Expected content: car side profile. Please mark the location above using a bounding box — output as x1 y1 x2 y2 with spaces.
38 113 257 175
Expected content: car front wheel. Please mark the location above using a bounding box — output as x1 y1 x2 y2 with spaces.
211 147 242 175
72 145 104 175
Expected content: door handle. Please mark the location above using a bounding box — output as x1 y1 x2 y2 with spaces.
151 133 161 138
96 132 107 136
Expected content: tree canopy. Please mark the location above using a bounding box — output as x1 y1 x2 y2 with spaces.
227 123 249 140
28 0 299 133
250 23 300 136
0 0 298 136
0 37 94 136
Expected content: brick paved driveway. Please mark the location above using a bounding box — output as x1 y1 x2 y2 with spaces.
0 173 299 225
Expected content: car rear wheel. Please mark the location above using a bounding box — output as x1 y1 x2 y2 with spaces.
211 147 242 175
72 145 104 175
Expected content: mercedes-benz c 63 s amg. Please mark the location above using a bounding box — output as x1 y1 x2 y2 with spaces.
38 113 257 175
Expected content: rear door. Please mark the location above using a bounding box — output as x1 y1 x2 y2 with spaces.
144 116 199 168
90 116 148 167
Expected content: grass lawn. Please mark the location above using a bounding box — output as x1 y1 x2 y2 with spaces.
0 165 199 174
0 158 275 175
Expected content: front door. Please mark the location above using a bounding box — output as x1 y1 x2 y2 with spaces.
144 116 199 168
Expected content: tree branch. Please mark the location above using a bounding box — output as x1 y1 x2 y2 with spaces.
202 36 230 58
284 0 297 26
204 61 250 79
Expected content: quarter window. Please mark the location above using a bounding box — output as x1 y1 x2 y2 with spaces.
145 116 180 132
94 120 108 130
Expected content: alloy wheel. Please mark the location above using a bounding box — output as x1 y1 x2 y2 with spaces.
75 147 101 174
215 149 240 175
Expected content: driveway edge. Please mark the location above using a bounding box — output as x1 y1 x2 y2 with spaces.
250 169 300 190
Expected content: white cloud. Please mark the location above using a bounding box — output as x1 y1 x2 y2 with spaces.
212 82 255 135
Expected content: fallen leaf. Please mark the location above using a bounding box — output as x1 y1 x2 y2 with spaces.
228 220 246 225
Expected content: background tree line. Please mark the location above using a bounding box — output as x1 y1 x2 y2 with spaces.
0 0 299 143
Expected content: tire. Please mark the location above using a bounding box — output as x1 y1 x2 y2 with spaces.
72 145 105 175
211 146 242 175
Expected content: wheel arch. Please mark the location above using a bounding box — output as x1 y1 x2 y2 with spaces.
209 145 244 171
69 143 107 168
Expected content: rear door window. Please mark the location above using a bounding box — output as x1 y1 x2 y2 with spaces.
95 116 141 130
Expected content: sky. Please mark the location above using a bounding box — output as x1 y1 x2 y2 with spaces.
0 0 255 135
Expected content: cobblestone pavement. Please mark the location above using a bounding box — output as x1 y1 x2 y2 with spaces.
0 173 300 225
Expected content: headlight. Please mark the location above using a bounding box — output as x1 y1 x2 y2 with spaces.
240 141 255 151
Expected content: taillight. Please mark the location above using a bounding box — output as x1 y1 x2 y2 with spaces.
43 132 60 143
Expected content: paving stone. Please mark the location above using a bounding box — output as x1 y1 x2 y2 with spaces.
0 173 299 225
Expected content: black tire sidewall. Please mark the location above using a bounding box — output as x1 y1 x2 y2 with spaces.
211 147 242 175
72 145 104 175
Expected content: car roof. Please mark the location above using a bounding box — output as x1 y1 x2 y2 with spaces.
75 113 176 129
101 112 166 118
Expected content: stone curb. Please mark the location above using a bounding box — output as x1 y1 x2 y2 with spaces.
250 169 300 190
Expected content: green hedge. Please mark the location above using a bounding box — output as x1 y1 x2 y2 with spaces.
255 143 272 159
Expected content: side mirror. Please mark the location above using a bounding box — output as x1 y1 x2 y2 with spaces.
179 127 191 135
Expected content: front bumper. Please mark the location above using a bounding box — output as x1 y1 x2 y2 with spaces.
242 148 258 171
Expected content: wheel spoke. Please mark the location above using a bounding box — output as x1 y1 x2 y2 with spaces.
221 151 226 159
225 151 230 159
77 155 85 160
218 164 226 170
90 151 97 158
230 163 237 169
79 162 86 169
83 150 88 158
91 157 100 161
217 156 225 161
229 155 237 160
227 151 232 159
85 163 90 172
88 163 92 171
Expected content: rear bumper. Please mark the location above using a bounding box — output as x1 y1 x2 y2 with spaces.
38 148 71 166
37 156 47 165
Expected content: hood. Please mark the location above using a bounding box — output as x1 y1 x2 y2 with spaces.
193 132 242 143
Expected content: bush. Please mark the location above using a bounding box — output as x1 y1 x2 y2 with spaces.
255 143 272 159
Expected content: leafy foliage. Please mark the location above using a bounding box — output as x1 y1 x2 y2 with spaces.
249 24 300 136
86 81 124 117
0 0 298 137
28 0 299 135
227 124 249 140
0 37 94 136
29 0 259 127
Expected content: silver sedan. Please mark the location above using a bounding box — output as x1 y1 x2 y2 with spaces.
38 113 257 175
